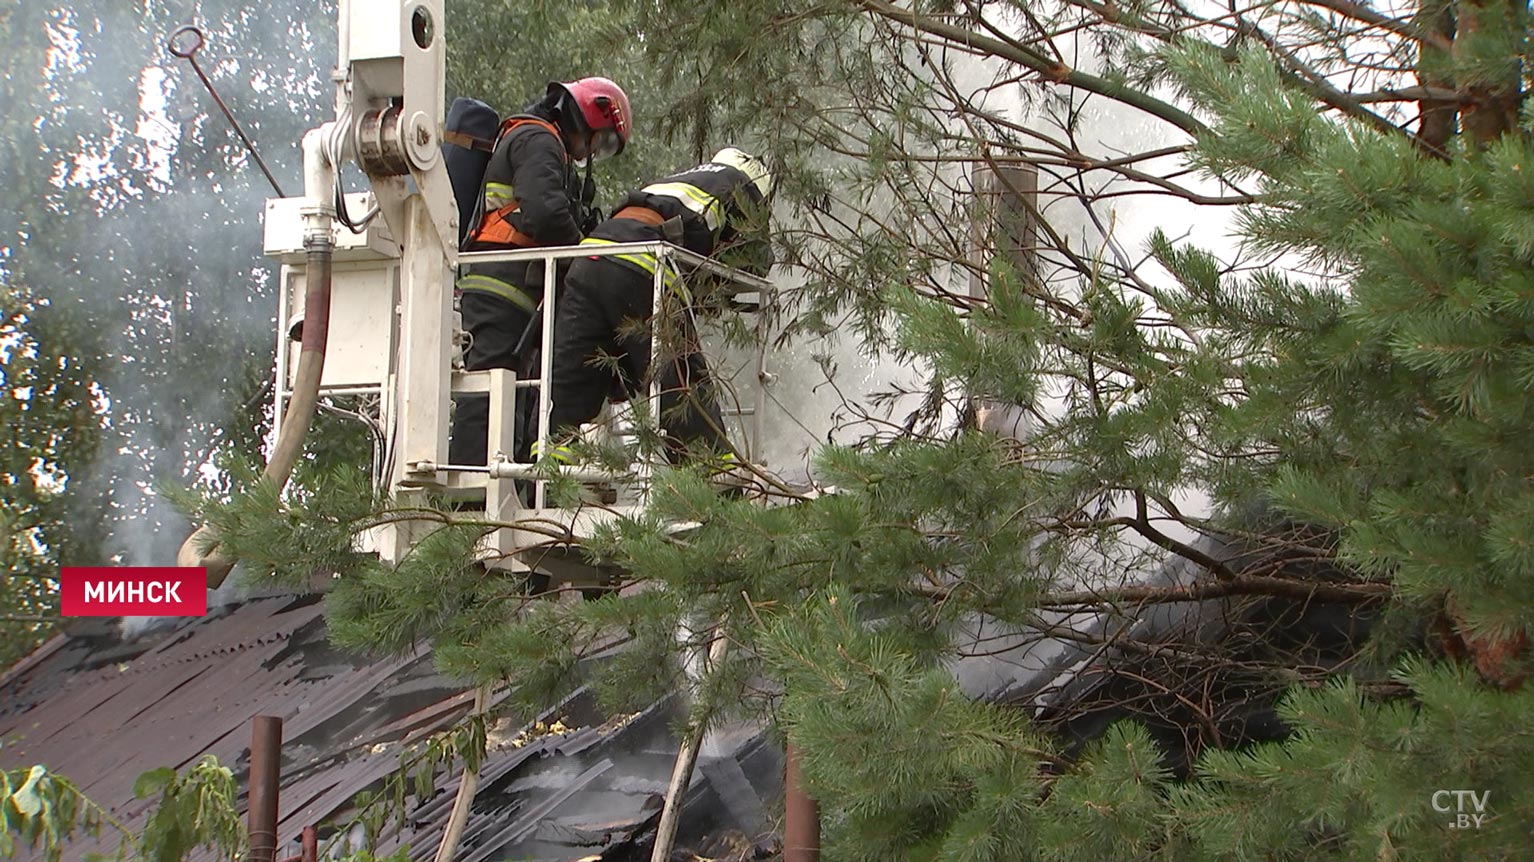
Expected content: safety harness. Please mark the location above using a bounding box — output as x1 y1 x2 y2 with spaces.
458 117 570 312
466 116 567 249
579 205 686 294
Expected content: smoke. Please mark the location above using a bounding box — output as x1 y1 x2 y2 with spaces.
118 569 245 641
34 5 333 575
105 462 193 567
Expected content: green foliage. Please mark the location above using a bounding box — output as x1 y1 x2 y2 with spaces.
1035 723 1178 861
339 714 490 858
1170 660 1534 860
326 851 409 862
0 766 94 861
0 742 483 862
1 757 242 862
132 757 243 862
445 1 703 202
891 262 1045 410
164 460 379 590
0 0 336 667
1150 37 1534 637
764 587 1049 862
0 284 100 663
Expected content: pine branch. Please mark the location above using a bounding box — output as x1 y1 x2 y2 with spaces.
1061 490 1241 582
1301 0 1454 51
1235 19 1441 157
858 0 1210 135
912 573 1389 607
1353 86 1462 104
1031 575 1391 606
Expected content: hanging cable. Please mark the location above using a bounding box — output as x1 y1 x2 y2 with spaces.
317 398 387 493
166 25 286 198
327 103 381 233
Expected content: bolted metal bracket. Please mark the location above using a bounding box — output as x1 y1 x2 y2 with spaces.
404 110 439 170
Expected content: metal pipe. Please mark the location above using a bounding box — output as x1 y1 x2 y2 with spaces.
640 250 665 498
300 826 318 862
536 254 557 509
448 373 541 396
248 716 283 862
783 743 820 862
334 0 350 117
273 275 291 441
753 288 772 461
457 242 775 292
166 26 286 198
408 460 628 484
489 462 617 484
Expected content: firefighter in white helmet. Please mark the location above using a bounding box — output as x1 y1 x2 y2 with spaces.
543 148 773 461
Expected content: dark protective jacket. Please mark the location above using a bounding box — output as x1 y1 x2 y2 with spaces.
458 103 584 312
577 161 774 288
545 160 774 449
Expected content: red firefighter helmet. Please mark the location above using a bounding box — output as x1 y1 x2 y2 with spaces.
549 77 632 159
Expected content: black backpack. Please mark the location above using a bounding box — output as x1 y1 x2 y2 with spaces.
441 97 501 248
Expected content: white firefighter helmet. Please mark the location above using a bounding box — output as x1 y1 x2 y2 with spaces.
711 147 772 199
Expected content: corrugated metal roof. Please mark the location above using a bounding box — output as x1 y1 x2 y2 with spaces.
0 595 779 862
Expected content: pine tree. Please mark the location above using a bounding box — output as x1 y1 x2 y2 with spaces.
197 0 1534 858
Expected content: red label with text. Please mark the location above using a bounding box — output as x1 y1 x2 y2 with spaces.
60 567 208 616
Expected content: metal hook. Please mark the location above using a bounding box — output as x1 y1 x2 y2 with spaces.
164 23 286 197
166 24 204 59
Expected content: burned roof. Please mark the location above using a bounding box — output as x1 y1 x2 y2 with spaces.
0 594 780 862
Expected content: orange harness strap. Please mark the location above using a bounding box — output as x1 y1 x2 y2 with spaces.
612 205 665 227
468 117 567 248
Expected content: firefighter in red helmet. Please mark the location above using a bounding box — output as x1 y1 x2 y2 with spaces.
449 77 633 466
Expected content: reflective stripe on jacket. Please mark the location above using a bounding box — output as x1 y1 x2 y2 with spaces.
638 181 723 231
616 161 773 275
578 236 681 292
456 272 538 312
466 115 581 250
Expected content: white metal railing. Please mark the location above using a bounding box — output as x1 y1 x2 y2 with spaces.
419 240 775 510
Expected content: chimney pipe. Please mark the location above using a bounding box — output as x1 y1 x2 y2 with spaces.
301 825 318 862
248 716 283 862
783 743 820 862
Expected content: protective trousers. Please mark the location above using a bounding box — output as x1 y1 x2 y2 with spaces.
548 257 727 460
449 290 537 465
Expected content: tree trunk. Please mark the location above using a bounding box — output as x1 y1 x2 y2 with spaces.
1454 0 1525 146
1415 0 1456 152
